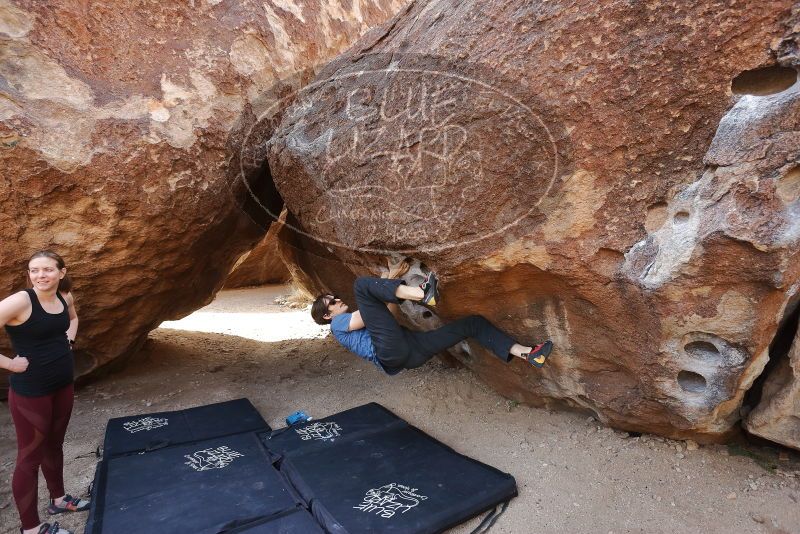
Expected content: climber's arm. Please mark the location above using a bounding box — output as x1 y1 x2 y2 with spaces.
348 310 366 331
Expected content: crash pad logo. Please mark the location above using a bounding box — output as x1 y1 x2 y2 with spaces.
353 483 428 518
295 421 342 442
184 446 244 472
122 417 168 433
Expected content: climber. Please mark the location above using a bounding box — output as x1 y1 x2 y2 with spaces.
310 262 553 375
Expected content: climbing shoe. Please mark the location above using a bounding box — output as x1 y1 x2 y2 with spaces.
47 494 90 515
420 271 440 306
527 340 553 368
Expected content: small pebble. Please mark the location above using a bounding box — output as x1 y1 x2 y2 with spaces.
726 492 737 500
685 440 699 451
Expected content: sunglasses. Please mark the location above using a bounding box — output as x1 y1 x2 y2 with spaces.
326 295 341 308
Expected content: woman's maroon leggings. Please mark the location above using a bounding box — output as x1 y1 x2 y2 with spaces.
9 383 74 530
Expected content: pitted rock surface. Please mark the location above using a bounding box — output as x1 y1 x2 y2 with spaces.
268 0 800 441
0 0 407 383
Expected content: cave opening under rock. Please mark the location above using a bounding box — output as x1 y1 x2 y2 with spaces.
744 298 800 414
237 157 285 233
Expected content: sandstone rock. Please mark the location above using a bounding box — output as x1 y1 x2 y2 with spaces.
224 222 289 289
267 0 800 441
745 309 800 450
276 210 364 302
0 0 407 388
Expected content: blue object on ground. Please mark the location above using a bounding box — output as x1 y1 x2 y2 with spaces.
285 411 312 426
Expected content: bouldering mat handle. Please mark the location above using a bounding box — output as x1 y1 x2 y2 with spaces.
469 500 510 534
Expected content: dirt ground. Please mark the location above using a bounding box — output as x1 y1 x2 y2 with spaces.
1 284 799 534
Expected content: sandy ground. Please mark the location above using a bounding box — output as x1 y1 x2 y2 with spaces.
1 284 800 534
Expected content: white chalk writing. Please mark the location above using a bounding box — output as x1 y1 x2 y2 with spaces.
295 421 343 442
184 446 244 472
353 483 428 518
122 417 169 433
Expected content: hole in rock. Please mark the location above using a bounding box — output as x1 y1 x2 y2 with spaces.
744 300 800 409
777 165 800 203
677 370 707 393
673 211 690 224
422 310 433 318
684 340 721 360
645 201 668 232
731 66 797 96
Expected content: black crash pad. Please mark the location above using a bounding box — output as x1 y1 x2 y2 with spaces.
101 398 269 458
219 507 325 533
88 401 516 534
85 432 298 534
261 402 403 461
262 403 518 534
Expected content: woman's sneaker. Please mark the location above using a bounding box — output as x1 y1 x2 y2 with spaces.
23 522 73 534
527 340 553 368
420 271 440 306
47 494 90 515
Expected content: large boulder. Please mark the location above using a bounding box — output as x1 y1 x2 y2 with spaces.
267 0 800 441
0 0 408 381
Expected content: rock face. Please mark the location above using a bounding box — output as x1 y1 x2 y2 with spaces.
745 307 800 449
0 0 407 382
225 223 289 289
267 0 800 441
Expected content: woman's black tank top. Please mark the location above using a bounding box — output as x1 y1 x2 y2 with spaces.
4 289 73 396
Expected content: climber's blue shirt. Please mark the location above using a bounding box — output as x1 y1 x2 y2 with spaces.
330 313 385 372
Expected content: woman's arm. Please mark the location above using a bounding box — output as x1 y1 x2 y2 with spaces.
348 310 365 331
0 292 30 372
0 291 27 327
62 291 78 343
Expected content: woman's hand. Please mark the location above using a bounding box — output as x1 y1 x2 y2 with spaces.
6 356 29 373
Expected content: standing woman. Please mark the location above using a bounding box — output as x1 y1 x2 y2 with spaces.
1 251 89 534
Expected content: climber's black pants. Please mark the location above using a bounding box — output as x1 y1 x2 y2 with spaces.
353 277 516 374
